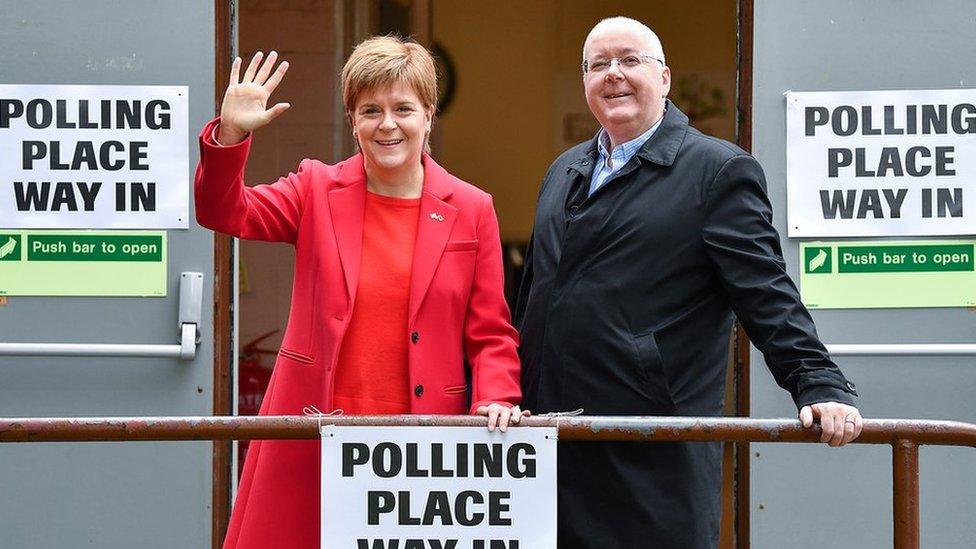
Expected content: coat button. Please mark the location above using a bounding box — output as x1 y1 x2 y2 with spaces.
410 331 419 344
414 385 424 397
846 381 857 392
569 205 579 215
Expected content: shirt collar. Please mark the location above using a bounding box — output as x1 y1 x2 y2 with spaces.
596 114 665 169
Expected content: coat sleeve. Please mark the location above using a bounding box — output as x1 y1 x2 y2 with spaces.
465 194 523 414
194 117 310 244
701 154 858 409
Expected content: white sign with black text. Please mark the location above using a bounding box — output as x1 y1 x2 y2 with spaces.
0 84 189 229
321 426 557 549
786 89 976 237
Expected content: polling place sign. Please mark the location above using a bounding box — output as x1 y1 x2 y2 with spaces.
321 426 557 549
0 85 188 229
786 90 976 237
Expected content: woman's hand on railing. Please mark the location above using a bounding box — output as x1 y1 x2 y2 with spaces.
218 51 291 145
476 404 531 433
800 402 864 447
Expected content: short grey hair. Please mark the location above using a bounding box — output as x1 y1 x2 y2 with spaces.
582 16 666 64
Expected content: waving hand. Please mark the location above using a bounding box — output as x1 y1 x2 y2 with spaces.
218 51 290 145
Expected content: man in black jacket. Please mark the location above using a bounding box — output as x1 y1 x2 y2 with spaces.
515 16 862 548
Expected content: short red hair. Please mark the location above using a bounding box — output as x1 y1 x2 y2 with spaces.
341 35 437 115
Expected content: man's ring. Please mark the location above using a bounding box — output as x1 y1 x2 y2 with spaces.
844 419 856 425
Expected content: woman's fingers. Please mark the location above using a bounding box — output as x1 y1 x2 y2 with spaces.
231 52 288 91
254 51 278 86
497 406 513 432
477 404 527 432
221 53 291 134
264 60 289 94
487 406 500 432
242 51 264 83
510 406 523 425
264 102 291 124
228 56 242 87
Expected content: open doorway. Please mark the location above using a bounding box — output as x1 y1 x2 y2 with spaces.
233 0 738 377
225 0 742 545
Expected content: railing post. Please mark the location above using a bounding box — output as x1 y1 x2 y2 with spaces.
892 440 920 549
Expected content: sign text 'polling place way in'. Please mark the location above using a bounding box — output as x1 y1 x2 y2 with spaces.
786 89 976 237
0 85 188 229
321 426 557 549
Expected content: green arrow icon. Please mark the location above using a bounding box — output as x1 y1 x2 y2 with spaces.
805 247 832 274
0 236 20 261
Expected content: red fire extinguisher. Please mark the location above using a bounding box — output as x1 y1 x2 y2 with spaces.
237 329 278 477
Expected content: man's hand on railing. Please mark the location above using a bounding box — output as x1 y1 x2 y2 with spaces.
799 402 864 447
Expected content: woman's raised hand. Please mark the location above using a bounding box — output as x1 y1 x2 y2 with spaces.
218 51 290 145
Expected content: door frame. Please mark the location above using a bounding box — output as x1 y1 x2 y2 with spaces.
734 0 754 547
211 2 234 547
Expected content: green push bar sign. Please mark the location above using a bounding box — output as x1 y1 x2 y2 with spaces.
800 240 976 309
0 231 166 296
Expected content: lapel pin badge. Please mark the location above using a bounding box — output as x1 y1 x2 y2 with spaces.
429 212 444 222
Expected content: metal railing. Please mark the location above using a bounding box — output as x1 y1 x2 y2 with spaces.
2 415 975 548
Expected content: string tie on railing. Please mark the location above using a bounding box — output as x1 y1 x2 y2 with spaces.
543 408 584 433
303 406 344 434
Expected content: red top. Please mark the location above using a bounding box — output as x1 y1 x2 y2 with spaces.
333 191 420 414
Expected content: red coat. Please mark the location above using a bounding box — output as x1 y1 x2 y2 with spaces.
194 119 521 548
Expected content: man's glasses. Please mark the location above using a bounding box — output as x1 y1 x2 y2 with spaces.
582 54 663 75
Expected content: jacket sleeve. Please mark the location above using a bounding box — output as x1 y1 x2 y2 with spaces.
194 117 309 244
465 194 523 414
701 154 858 409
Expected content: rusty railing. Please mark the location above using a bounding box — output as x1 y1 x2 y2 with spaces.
2 415 975 548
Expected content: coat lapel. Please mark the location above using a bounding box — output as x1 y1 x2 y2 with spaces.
408 155 457 324
329 155 367 305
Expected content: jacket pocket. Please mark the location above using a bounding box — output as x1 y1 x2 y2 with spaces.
443 383 469 395
444 239 479 252
278 347 314 365
631 331 676 411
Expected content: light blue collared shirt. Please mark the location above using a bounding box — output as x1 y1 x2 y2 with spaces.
588 117 664 196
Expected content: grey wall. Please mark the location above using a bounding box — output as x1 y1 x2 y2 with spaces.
0 1 217 547
751 1 976 547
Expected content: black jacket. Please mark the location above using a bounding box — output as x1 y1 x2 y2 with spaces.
515 102 857 548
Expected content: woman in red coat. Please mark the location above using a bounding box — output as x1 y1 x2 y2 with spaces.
195 37 525 549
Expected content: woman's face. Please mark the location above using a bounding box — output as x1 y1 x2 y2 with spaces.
351 81 432 174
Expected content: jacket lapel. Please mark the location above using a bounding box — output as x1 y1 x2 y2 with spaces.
567 137 600 180
329 155 367 305
594 104 688 195
408 155 457 324
635 100 688 167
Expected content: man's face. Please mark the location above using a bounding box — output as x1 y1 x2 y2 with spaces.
583 25 671 144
